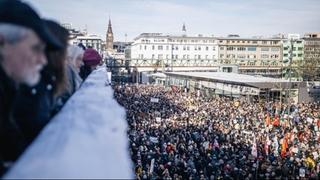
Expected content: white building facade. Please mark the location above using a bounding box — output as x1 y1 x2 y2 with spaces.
130 33 219 63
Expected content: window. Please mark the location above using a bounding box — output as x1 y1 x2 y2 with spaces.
237 47 246 51
298 54 303 57
166 46 169 50
198 55 201 59
298 47 303 51
261 54 269 58
175 55 178 59
213 47 216 51
144 45 147 50
284 47 288 50
175 46 178 50
187 46 190 51
198 46 201 50
220 47 224 50
271 47 279 51
227 46 235 51
252 41 258 44
247 47 256 51
262 41 268 44
183 46 186 50
152 54 155 59
158 54 163 59
158 45 163 50
205 55 208 59
206 46 209 51
140 45 142 50
261 47 269 51
220 54 224 58
152 45 155 50
284 54 288 57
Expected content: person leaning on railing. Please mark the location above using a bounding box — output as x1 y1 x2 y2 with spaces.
0 0 63 175
52 45 84 111
12 20 70 145
80 47 102 80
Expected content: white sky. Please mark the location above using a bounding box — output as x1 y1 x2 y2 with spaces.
25 0 320 42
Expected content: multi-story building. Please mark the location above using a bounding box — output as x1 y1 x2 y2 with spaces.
129 33 284 76
60 23 86 45
302 32 320 81
75 35 104 54
281 34 304 80
217 36 283 76
130 33 219 70
113 41 132 53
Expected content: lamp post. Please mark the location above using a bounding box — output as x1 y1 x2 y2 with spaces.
286 39 295 114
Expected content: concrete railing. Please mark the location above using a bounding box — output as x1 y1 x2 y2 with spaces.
4 67 133 179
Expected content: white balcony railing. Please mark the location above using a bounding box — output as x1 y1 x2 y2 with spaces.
4 67 133 179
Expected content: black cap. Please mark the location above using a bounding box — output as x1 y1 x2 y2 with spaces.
0 0 63 49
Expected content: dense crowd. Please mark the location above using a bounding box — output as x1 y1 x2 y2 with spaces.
0 0 102 175
114 84 320 179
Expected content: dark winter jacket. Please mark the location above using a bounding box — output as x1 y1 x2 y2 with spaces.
12 68 56 144
0 66 26 175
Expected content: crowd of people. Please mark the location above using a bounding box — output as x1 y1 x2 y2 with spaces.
0 0 102 175
114 84 320 179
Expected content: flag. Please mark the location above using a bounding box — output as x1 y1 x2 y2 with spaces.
273 116 280 126
265 114 271 126
264 136 270 156
251 137 258 158
281 137 288 158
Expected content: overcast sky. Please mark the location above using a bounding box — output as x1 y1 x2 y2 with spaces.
25 0 320 42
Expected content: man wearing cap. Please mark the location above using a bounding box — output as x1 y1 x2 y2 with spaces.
0 0 62 175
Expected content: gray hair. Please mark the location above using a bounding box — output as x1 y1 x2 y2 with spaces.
0 23 29 44
67 45 84 66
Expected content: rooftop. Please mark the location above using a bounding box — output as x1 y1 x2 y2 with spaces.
165 72 299 89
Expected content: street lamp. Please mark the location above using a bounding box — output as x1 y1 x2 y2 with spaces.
286 38 295 113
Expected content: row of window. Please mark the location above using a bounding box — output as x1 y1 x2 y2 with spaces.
141 38 282 45
221 46 280 51
220 40 280 45
284 47 304 51
141 39 216 44
283 53 303 57
139 45 216 51
137 54 217 60
219 54 279 59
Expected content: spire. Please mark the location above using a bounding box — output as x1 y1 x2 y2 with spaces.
107 17 113 34
106 16 114 52
182 23 186 36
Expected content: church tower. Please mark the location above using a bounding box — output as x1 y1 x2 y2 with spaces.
106 18 114 52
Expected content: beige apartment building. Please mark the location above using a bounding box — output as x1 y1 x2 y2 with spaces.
217 37 283 76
